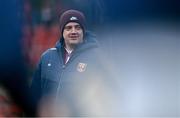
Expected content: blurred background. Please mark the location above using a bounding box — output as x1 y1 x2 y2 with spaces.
0 0 179 117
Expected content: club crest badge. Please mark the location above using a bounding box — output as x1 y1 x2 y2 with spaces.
77 62 87 72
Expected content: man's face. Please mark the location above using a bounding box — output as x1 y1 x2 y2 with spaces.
63 22 83 47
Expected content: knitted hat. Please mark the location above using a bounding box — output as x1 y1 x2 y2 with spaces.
59 9 86 34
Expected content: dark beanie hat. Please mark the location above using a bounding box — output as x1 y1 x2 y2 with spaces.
59 9 86 34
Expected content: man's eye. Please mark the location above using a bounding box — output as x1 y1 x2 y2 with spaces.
64 26 72 30
75 25 82 30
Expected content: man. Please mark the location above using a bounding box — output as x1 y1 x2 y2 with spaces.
31 9 114 116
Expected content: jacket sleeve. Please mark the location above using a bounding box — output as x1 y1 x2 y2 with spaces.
30 61 42 113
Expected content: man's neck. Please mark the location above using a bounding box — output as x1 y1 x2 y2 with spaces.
64 45 74 53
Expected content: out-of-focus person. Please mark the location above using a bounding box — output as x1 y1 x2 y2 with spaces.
31 9 116 117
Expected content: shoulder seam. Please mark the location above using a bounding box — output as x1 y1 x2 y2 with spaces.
41 48 57 57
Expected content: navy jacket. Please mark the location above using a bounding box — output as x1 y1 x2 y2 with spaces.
31 31 113 116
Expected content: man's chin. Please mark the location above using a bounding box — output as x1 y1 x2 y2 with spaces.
69 38 83 45
69 41 80 45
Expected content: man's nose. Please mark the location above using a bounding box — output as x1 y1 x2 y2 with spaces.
71 27 77 33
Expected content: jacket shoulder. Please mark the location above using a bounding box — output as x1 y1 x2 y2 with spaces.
41 48 57 56
40 48 58 60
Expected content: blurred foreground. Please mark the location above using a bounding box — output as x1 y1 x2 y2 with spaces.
0 0 179 117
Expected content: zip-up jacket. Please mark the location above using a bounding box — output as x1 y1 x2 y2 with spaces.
31 31 113 116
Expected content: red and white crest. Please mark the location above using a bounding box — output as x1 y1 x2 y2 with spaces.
77 62 87 72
